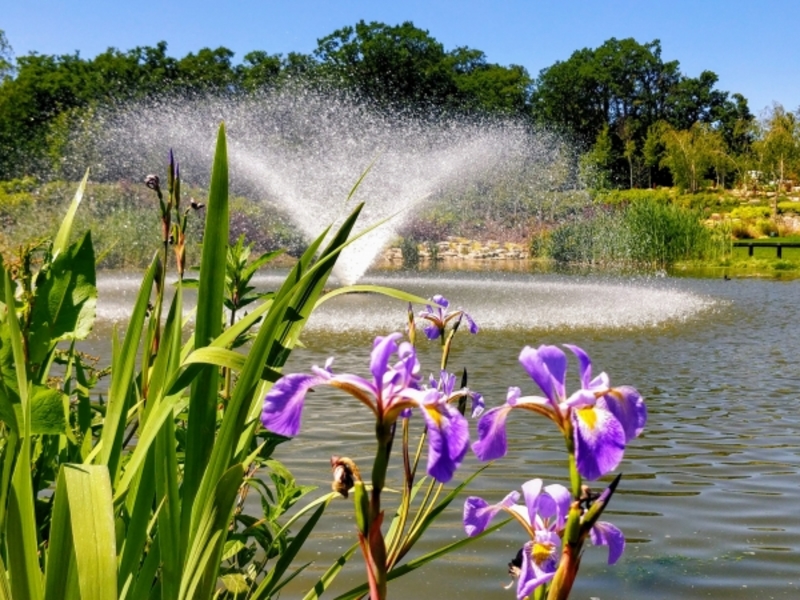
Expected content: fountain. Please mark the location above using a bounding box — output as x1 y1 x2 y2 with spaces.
61 83 716 330
81 85 576 284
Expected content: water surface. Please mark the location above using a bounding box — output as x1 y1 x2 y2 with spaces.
96 270 800 598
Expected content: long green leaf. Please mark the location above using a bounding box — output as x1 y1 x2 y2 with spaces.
301 543 359 600
0 555 12 600
96 253 157 483
52 169 90 257
179 464 243 600
314 285 433 308
44 464 117 600
117 452 156 595
182 123 230 551
4 269 42 600
250 496 332 600
186 209 353 549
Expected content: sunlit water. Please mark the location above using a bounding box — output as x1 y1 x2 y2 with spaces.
93 270 800 599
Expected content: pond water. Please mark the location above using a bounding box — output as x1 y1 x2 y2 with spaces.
96 269 800 599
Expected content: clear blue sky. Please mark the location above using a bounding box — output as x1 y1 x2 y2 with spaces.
4 0 798 115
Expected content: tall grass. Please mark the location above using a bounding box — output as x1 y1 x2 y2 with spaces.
544 197 729 268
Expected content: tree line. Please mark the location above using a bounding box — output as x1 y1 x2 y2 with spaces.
0 21 796 192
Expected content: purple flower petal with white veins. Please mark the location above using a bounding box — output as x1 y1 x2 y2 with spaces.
519 345 567 409
572 405 626 480
261 373 322 437
463 490 520 536
472 403 513 461
600 385 647 442
422 399 470 483
591 520 626 564
517 533 560 599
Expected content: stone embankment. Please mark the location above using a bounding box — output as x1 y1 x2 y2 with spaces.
383 237 530 263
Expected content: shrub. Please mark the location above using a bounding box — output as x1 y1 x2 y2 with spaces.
729 205 771 220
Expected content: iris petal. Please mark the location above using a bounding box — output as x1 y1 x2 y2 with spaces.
463 310 479 334
591 521 626 565
600 385 647 441
370 333 402 385
517 536 559 599
572 406 626 480
564 343 593 388
261 373 321 437
423 323 441 340
463 490 520 536
519 345 567 406
472 404 513 461
423 403 470 483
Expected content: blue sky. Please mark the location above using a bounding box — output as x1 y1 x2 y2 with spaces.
4 0 798 115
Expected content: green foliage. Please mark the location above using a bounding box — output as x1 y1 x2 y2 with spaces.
0 181 304 269
777 200 800 214
546 197 725 267
313 20 531 113
729 205 771 220
531 37 752 187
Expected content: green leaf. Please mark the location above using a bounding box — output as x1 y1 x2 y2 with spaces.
0 328 21 435
30 385 68 435
314 285 433 308
43 465 117 600
28 231 97 368
0 555 12 600
52 169 90 258
96 253 157 482
179 463 243 600
8 436 43 600
251 495 332 600
301 543 359 600
182 123 230 544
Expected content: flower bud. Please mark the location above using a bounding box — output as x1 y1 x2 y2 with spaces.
331 456 361 498
145 174 161 193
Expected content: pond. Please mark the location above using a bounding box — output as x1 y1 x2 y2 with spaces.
95 269 800 599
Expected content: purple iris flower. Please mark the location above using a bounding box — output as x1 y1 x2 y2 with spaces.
463 479 624 600
431 370 485 418
418 294 479 340
472 344 646 481
261 333 470 483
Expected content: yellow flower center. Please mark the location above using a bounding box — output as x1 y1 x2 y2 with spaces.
532 542 554 565
577 407 597 430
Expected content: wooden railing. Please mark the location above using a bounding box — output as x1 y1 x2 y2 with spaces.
733 241 800 258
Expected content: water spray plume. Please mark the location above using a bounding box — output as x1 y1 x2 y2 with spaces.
81 84 578 284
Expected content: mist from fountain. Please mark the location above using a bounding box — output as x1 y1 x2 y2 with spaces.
82 85 578 284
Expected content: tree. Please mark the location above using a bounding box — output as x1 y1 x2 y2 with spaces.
580 125 614 189
754 103 800 213
531 37 750 186
0 29 13 80
314 21 460 106
313 20 530 114
642 122 667 188
660 122 727 193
